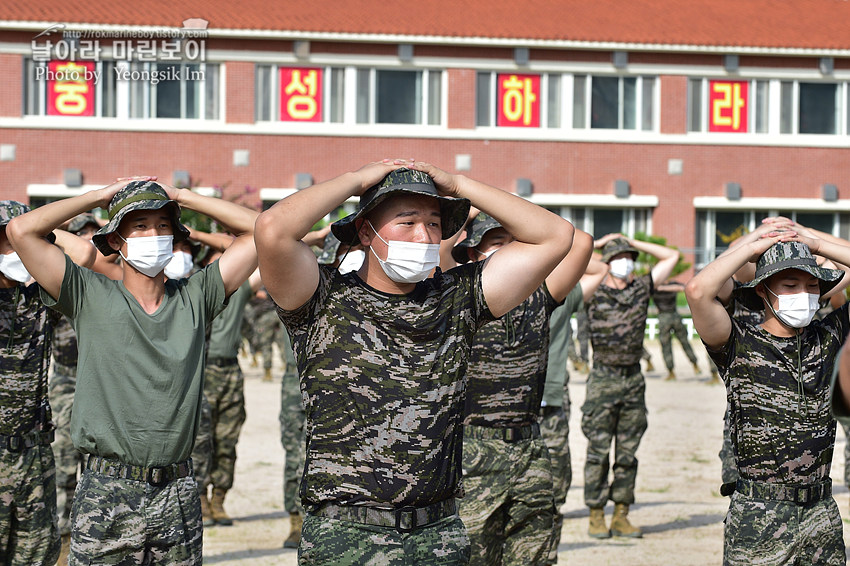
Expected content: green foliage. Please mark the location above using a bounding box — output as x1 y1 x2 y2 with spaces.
632 232 691 279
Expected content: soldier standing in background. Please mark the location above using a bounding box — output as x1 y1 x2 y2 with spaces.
652 279 701 381
446 213 593 565
539 253 608 565
581 234 679 539
1 201 97 565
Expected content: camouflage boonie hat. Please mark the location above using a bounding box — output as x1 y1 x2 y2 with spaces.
68 213 100 234
0 200 55 243
735 241 844 310
601 237 639 263
452 213 503 264
317 232 342 265
92 180 190 256
330 168 470 245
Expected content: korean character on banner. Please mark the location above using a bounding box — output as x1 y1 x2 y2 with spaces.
159 39 182 61
112 40 133 61
78 40 102 61
497 73 540 128
31 41 53 62
48 61 95 116
280 68 322 122
135 40 157 62
182 39 206 61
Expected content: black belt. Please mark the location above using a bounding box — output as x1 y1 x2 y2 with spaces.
464 422 540 443
207 356 239 367
0 429 54 452
730 478 832 505
310 499 457 533
85 455 193 487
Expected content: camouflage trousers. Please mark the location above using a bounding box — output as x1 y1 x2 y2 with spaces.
0 443 60 566
723 491 845 565
298 512 470 565
69 469 202 565
719 404 739 486
581 362 648 508
191 359 245 493
279 371 305 515
458 428 555 566
657 312 698 370
253 309 285 371
49 362 83 536
539 399 570 566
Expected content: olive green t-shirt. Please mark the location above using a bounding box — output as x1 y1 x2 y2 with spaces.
41 255 227 467
207 280 252 359
542 284 583 408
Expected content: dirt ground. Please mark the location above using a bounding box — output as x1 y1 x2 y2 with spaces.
203 339 850 565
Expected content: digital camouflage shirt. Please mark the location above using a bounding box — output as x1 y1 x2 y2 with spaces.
652 288 678 314
586 274 653 366
51 315 77 369
708 304 850 484
277 262 494 508
464 284 560 427
0 283 60 435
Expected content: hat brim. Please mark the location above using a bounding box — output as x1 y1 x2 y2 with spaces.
451 218 503 264
331 186 470 246
92 199 190 256
601 248 639 263
735 263 845 311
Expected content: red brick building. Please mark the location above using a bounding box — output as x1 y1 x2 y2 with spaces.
1 0 849 269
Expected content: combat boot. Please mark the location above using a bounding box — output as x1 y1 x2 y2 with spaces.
210 487 234 526
58 533 71 566
263 368 273 382
200 492 215 527
283 512 302 548
574 360 589 373
587 507 611 539
692 362 701 375
610 503 642 538
665 370 676 381
645 358 655 372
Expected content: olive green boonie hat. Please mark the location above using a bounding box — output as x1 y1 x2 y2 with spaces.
601 237 639 263
92 181 190 256
735 241 844 311
330 168 471 245
68 213 100 234
452 213 503 264
0 200 55 243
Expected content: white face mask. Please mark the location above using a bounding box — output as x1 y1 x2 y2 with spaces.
476 247 498 260
0 252 31 283
119 234 174 278
765 285 820 328
609 257 635 279
367 221 440 284
163 251 194 279
338 249 365 274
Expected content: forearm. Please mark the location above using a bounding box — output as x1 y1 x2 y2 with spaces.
189 229 234 252
9 192 104 241
52 229 96 268
174 190 258 236
839 344 850 413
259 172 361 242
810 238 850 268
630 238 678 261
689 244 752 301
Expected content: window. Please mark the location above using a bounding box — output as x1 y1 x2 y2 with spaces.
357 69 442 125
477 72 655 131
128 62 220 120
688 78 769 134
548 206 650 239
23 58 117 117
574 75 655 131
795 82 839 134
255 65 345 123
255 66 439 125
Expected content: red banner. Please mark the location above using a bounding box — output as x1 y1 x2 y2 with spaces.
709 80 748 133
280 67 322 122
497 73 540 127
47 61 95 116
